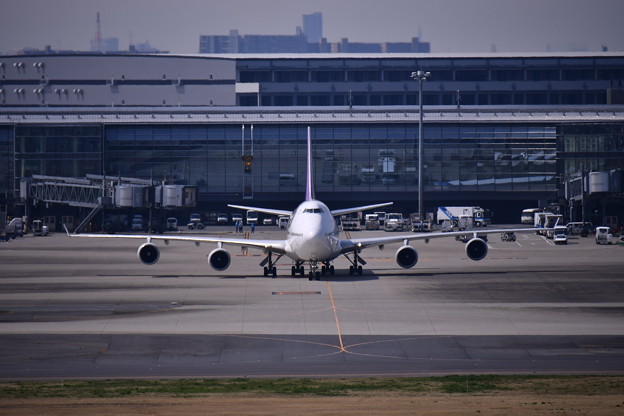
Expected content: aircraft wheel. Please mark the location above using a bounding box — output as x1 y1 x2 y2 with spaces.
291 266 296 276
349 266 354 275
330 265 335 275
263 267 268 277
272 266 277 277
357 265 363 275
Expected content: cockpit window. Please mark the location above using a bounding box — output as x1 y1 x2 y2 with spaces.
303 208 323 214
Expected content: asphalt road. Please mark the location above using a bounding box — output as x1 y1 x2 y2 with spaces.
1 226 623 380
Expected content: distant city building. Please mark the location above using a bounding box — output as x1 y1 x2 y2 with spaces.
91 37 119 53
303 12 323 44
199 12 430 54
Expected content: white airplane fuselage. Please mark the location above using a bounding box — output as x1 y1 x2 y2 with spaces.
285 199 341 263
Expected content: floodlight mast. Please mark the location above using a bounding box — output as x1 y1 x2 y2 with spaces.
411 70 431 222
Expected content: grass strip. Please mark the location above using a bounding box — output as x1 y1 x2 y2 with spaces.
0 375 623 399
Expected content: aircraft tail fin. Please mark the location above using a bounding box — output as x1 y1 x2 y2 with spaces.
305 126 315 201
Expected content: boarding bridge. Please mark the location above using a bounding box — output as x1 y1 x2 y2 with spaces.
24 174 149 232
23 174 197 232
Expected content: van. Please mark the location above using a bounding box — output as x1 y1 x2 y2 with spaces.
278 216 289 230
595 226 613 245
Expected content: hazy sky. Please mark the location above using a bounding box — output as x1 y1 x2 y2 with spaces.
1 0 623 54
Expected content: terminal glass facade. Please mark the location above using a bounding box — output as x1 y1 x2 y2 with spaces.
560 124 624 178
104 123 558 196
14 126 102 180
0 126 13 201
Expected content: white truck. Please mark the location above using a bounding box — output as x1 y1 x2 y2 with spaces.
384 213 407 232
437 206 491 227
534 211 554 235
364 213 380 230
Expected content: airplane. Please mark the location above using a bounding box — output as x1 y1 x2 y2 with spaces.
67 127 548 280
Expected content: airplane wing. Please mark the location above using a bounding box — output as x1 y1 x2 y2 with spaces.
65 230 288 254
330 202 393 217
227 204 292 217
341 227 546 252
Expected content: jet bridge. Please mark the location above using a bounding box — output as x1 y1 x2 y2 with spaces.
22 174 195 233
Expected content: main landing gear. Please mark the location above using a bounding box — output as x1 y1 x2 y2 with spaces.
260 251 282 278
344 252 366 275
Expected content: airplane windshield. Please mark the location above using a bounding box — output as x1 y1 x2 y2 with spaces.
303 208 324 214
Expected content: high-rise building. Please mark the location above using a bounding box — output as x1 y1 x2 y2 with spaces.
303 12 323 44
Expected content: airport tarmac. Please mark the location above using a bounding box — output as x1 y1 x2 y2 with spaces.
0 226 623 380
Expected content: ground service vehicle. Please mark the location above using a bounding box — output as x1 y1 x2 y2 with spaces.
365 214 380 230
278 216 289 229
595 226 613 245
166 217 178 231
340 215 361 231
384 213 407 231
216 213 229 224
553 226 568 244
545 214 563 238
534 212 554 235
246 211 259 225
521 208 540 224
32 219 49 236
437 206 491 227
187 213 205 230
374 211 387 226
4 218 23 238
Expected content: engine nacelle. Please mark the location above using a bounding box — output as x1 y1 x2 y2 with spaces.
208 248 231 271
465 237 488 261
137 242 160 265
395 245 418 269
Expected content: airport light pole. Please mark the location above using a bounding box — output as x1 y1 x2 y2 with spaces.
411 70 430 222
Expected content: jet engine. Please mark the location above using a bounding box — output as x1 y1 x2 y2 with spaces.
465 238 488 261
395 245 418 269
137 242 160 265
208 248 231 271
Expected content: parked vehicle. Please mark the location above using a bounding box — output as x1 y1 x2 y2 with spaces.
501 231 516 242
131 216 144 231
552 225 568 245
340 215 361 231
384 213 407 232
521 208 540 225
216 213 229 224
4 218 23 238
437 206 491 227
263 217 275 226
187 213 205 230
32 219 49 236
278 216 289 229
166 217 178 231
365 214 380 230
595 226 613 245
246 210 259 225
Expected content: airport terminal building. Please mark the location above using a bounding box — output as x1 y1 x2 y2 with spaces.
1 52 623 225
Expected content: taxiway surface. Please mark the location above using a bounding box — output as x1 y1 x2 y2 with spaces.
1 226 623 379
